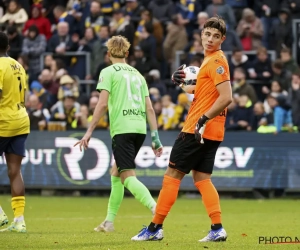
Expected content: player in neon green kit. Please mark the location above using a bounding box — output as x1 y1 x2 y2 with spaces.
75 35 163 232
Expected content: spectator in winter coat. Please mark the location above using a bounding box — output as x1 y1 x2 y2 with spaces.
248 46 273 81
0 0 28 32
21 25 47 79
23 4 52 40
270 8 293 57
163 14 188 73
205 0 236 30
236 8 264 51
7 25 23 59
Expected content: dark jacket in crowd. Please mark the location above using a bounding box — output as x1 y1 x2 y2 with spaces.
251 58 273 81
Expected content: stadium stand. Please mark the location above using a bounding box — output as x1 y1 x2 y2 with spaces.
0 0 299 133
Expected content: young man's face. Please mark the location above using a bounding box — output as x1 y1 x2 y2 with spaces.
201 28 225 52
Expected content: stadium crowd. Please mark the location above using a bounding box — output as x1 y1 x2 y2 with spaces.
0 0 300 133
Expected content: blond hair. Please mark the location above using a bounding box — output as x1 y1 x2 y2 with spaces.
107 35 131 58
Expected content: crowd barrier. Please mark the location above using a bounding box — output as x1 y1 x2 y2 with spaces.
0 131 299 191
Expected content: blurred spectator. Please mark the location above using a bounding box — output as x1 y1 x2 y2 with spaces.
110 9 135 55
225 99 237 130
226 0 248 23
251 101 274 132
175 0 200 39
50 95 80 130
248 47 273 81
205 0 236 30
221 28 243 52
136 9 163 61
188 53 204 67
50 58 68 83
21 25 47 79
92 50 110 81
173 93 190 129
53 5 78 35
236 8 263 51
232 67 258 103
38 68 59 107
184 29 202 57
289 72 300 130
270 8 293 57
147 0 175 28
147 69 167 96
99 0 120 16
78 104 89 129
266 94 293 134
85 0 109 33
76 26 97 52
262 80 288 113
47 22 77 54
272 59 292 91
0 0 28 32
158 94 176 130
280 48 299 74
44 54 54 70
58 74 79 100
7 25 23 59
26 94 50 130
152 99 162 119
228 48 251 79
197 11 208 31
138 21 156 60
30 80 51 109
130 45 158 76
256 0 280 49
163 14 188 73
89 25 109 77
149 87 161 102
282 0 300 19
87 95 108 129
23 4 52 40
226 95 254 131
123 0 144 29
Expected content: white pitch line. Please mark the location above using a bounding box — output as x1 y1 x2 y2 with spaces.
29 214 199 220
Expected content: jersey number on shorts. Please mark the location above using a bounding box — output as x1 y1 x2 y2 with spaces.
123 74 143 108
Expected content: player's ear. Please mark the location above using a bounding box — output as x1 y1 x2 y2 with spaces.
6 45 10 52
220 36 226 44
125 51 129 58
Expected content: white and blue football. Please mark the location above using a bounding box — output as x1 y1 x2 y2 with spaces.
180 66 200 94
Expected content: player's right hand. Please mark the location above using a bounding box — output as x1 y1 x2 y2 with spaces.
151 130 163 157
171 64 186 86
74 132 92 151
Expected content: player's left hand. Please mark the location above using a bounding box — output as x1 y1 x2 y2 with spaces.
194 115 210 144
74 132 92 151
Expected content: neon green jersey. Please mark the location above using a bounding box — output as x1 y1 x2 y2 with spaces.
96 63 149 138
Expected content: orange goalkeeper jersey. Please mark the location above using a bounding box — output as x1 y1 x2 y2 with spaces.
182 50 230 141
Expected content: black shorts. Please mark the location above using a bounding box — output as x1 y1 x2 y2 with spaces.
112 133 146 173
169 132 221 174
0 134 28 157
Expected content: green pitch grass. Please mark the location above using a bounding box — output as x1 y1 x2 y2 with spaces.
1 196 300 250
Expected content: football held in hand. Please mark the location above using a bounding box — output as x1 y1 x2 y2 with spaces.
180 66 200 94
